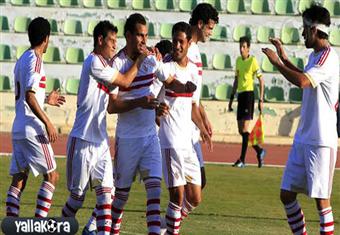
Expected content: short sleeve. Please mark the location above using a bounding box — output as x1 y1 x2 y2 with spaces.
252 57 262 78
91 57 118 84
305 50 336 88
25 55 42 92
155 61 171 82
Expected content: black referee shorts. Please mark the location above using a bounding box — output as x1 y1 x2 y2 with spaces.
237 91 255 121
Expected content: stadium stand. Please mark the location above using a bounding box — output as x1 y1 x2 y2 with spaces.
214 84 233 101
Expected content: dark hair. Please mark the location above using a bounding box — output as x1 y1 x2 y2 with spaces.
172 21 192 40
239 36 250 47
155 40 172 57
28 17 50 48
302 4 331 39
93 20 118 48
189 3 219 26
124 13 146 36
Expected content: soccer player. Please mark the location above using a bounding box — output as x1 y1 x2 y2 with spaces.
158 21 212 235
6 17 65 218
60 21 151 235
228 36 266 168
107 13 196 235
262 5 338 235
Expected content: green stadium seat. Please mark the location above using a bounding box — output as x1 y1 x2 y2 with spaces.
204 0 222 11
160 23 173 39
48 19 58 34
0 16 9 31
63 19 82 35
16 45 29 59
264 86 285 102
107 0 126 8
59 0 79 7
214 84 232 101
274 0 295 15
148 22 156 38
14 16 31 33
35 0 54 7
298 0 314 14
83 0 102 8
210 25 228 41
112 19 125 38
179 0 196 12
251 0 271 14
201 53 208 69
132 0 151 10
65 78 79 95
0 0 6 4
87 20 99 36
261 57 278 73
323 0 340 17
257 26 275 43
233 25 252 42
0 44 11 61
0 75 11 91
289 57 304 71
46 77 61 93
212 53 232 70
201 84 213 100
11 0 30 5
227 0 246 14
281 26 300 44
288 87 302 103
155 0 175 11
65 47 84 64
329 28 340 46
43 46 61 63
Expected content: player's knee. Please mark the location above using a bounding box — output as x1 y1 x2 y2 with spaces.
44 170 59 186
280 190 296 205
187 194 201 207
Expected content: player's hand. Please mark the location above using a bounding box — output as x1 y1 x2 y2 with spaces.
185 81 197 93
46 122 58 143
258 100 263 114
139 95 159 110
269 38 288 61
228 101 233 112
46 89 66 107
153 47 162 61
201 130 213 152
156 102 169 117
262 48 281 67
203 118 213 137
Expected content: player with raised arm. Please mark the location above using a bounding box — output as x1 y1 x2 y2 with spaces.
5 17 65 218
262 5 338 235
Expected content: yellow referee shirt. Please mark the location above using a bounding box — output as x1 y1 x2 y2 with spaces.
236 55 262 93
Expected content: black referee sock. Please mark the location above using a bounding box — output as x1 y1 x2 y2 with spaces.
240 132 249 163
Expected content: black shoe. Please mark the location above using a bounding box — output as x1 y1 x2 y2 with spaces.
257 149 266 168
232 159 245 168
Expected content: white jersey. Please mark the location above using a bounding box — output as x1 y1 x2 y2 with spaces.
187 42 203 142
70 52 118 145
295 46 339 148
158 57 199 149
12 49 46 139
112 48 169 138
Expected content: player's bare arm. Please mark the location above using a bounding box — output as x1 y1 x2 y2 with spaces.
26 91 58 143
257 75 264 113
262 48 311 88
163 76 197 94
192 102 213 151
199 102 212 137
113 48 151 89
269 38 303 73
45 89 66 107
107 93 159 114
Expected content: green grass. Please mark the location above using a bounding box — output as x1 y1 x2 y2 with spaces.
0 156 339 234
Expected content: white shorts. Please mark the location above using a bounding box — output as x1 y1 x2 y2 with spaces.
10 135 56 177
162 147 201 188
66 137 113 195
281 142 337 199
113 134 162 188
192 140 204 167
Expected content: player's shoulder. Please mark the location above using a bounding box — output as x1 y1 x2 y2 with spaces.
90 52 109 68
316 46 337 67
24 49 42 73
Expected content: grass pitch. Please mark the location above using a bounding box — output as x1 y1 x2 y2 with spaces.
0 156 339 234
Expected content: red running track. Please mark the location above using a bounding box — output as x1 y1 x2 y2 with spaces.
1 132 339 167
